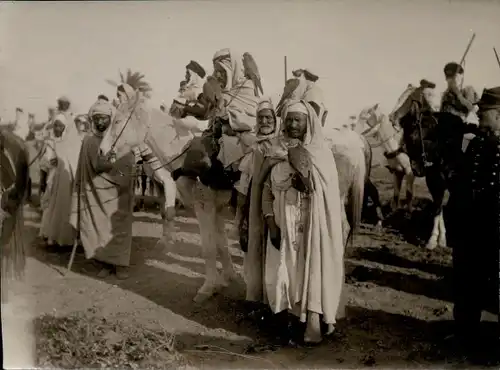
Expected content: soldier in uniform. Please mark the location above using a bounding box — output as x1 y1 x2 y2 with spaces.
446 86 500 363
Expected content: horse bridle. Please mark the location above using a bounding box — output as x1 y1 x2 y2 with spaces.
360 113 402 149
107 100 140 156
415 111 437 168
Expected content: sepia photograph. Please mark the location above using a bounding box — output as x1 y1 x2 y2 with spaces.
0 0 499 368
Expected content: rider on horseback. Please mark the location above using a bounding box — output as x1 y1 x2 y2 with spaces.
391 79 436 126
388 79 437 172
175 60 207 120
173 49 261 190
440 62 479 124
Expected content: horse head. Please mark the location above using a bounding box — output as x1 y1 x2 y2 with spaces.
398 109 457 177
357 103 382 137
99 95 149 161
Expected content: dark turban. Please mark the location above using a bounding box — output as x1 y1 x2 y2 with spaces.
186 60 206 78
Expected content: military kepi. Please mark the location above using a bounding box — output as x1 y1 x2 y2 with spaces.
443 62 464 78
419 79 436 89
186 60 206 78
475 86 500 110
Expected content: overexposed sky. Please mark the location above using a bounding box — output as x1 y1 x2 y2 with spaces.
0 0 499 126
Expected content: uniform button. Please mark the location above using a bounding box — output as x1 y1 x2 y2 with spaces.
491 182 495 186
493 172 497 176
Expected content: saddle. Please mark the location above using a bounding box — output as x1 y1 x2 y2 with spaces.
173 118 241 190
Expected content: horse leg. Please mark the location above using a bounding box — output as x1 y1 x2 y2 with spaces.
27 177 32 203
214 193 236 285
39 169 47 196
229 191 246 240
193 185 220 303
155 171 177 249
139 173 147 210
438 211 447 248
365 178 383 232
391 171 404 212
405 173 415 213
425 170 446 250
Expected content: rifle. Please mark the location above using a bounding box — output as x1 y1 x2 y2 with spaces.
494 47 500 69
284 56 288 84
459 32 476 89
460 33 476 66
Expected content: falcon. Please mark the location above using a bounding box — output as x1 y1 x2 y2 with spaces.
288 145 314 194
202 76 223 110
275 78 301 117
242 52 264 97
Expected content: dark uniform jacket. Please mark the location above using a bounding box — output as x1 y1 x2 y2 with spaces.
447 129 500 314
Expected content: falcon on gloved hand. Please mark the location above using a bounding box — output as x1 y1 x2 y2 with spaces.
288 145 314 194
202 76 224 111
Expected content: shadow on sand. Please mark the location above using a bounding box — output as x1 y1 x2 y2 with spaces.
26 201 498 368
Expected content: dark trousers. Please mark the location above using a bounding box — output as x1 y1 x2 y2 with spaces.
39 169 48 194
26 177 32 200
452 237 499 341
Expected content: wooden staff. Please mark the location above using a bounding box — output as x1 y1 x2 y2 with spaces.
284 56 288 83
459 32 476 66
66 164 82 275
494 47 500 69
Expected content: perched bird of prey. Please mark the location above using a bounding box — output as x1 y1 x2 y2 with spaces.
242 52 264 97
202 76 223 109
288 145 314 194
292 68 319 82
275 78 301 117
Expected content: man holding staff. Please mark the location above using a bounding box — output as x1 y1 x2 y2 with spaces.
440 61 478 122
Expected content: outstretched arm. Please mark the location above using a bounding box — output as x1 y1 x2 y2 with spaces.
182 94 211 120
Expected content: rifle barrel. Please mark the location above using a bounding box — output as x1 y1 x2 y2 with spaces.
284 56 288 83
459 33 476 66
494 47 500 69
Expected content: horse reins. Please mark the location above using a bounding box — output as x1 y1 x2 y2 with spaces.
108 96 140 155
361 115 402 149
415 109 436 168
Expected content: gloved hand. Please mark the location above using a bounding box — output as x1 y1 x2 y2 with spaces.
266 215 281 250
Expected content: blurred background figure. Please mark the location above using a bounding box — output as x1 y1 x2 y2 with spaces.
74 114 90 137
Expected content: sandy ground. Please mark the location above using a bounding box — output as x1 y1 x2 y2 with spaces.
2 143 499 368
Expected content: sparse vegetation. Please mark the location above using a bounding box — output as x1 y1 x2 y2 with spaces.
35 310 186 369
106 69 153 99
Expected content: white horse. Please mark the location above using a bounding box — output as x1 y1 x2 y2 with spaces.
99 99 238 303
100 94 197 250
99 94 368 304
357 103 415 213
